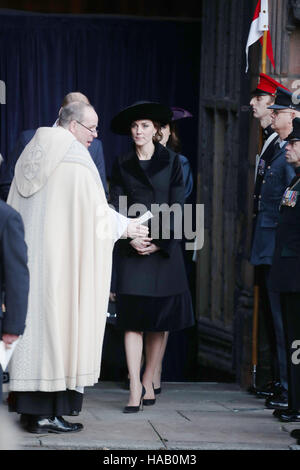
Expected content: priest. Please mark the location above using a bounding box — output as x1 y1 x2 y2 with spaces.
7 101 148 434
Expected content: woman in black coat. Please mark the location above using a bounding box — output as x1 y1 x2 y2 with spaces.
109 102 194 413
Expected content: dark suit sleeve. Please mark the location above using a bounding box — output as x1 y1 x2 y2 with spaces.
109 158 125 212
1 212 29 335
108 159 125 292
0 133 27 201
0 157 14 202
180 155 194 201
152 154 185 257
92 140 108 197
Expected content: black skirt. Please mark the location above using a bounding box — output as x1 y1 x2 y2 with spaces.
8 390 83 416
116 290 194 332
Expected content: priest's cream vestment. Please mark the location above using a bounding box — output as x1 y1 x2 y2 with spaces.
7 127 128 392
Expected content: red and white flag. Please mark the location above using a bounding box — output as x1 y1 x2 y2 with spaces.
245 0 275 72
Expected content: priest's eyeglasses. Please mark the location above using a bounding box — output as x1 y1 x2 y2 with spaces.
76 121 98 135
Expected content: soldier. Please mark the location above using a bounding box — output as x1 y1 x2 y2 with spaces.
269 117 300 427
249 75 294 406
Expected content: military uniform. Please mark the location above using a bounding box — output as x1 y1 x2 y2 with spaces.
270 118 300 421
250 75 293 398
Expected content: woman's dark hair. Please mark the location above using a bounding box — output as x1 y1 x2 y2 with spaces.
152 121 163 143
167 122 181 153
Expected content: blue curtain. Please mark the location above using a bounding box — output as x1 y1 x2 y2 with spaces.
0 9 201 177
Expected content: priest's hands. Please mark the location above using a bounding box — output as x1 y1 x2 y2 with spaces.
126 220 149 239
123 218 160 256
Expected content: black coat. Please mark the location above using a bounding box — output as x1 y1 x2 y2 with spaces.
109 143 189 297
0 200 29 338
270 171 300 292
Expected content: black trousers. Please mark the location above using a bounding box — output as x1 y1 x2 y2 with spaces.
256 265 288 389
8 390 83 416
281 292 300 411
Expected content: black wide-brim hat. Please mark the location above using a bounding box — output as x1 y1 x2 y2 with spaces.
286 117 300 141
111 101 173 135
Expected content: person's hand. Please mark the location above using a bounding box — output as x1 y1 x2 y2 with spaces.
130 237 152 254
2 334 19 349
141 243 161 256
131 239 160 256
126 220 149 239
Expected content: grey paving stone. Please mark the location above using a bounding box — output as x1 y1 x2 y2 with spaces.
1 382 297 450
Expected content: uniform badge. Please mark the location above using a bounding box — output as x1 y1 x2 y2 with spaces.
257 158 266 176
280 189 299 208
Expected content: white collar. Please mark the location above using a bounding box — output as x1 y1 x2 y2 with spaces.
278 139 286 148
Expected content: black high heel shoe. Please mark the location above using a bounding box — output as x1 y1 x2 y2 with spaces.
143 384 156 406
123 386 146 414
